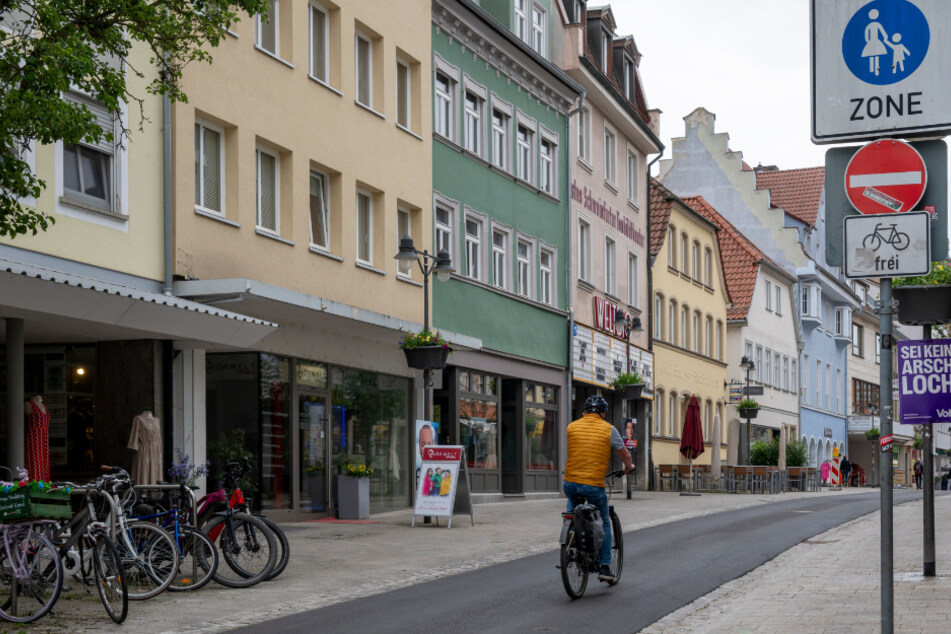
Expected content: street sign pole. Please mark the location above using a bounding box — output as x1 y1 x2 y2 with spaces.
879 280 894 634
922 326 935 578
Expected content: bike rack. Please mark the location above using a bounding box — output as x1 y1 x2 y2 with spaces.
132 484 199 527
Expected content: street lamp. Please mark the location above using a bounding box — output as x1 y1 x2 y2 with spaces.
613 309 643 498
394 235 454 420
739 355 755 465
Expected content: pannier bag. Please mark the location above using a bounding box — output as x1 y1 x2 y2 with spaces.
572 502 604 554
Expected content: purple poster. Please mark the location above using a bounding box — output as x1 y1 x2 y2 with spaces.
897 339 951 425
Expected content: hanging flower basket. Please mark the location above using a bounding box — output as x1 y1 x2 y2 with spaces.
402 346 451 370
738 407 759 419
615 384 644 399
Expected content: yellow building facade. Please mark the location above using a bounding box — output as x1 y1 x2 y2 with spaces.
649 181 729 466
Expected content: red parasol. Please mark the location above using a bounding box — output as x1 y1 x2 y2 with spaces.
680 395 705 461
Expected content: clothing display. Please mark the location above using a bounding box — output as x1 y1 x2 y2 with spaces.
128 411 163 485
24 396 50 482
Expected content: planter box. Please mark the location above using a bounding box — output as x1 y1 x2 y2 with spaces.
738 407 759 419
337 476 370 520
0 487 72 523
614 384 644 399
403 346 451 370
894 285 951 326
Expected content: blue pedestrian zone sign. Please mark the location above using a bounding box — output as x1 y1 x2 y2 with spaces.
842 0 929 85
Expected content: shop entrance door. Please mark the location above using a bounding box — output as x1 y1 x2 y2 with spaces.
500 379 523 494
299 392 328 514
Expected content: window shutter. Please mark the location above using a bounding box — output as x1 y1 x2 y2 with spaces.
202 128 221 211
64 92 115 154
259 152 276 230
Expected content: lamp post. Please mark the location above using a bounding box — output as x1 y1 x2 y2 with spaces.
613 309 643 498
739 355 755 466
394 236 454 420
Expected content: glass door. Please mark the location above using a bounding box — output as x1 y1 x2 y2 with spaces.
299 393 328 513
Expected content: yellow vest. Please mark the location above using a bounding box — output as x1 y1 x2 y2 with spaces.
564 413 613 487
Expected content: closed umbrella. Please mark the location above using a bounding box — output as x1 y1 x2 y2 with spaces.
680 396 705 493
711 412 722 486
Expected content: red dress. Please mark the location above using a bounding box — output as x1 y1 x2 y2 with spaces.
25 401 50 482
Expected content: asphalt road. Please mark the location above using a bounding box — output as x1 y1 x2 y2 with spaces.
234 491 923 634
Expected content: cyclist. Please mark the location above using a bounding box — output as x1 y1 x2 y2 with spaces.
563 394 634 583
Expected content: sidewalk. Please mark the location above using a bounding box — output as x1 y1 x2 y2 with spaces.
19 487 947 633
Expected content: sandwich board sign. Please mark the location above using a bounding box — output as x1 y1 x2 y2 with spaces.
412 446 474 528
812 0 951 143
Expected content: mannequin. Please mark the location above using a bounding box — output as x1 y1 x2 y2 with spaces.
127 410 163 485
23 395 50 481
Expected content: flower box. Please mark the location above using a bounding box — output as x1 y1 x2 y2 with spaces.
615 384 644 399
337 475 369 520
403 345 451 370
0 487 72 523
738 407 759 419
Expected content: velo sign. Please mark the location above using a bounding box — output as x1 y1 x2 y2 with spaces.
844 211 930 278
844 139 926 214
812 0 951 143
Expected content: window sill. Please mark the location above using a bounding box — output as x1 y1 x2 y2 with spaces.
397 124 424 141
577 279 596 293
226 29 239 39
692 278 704 288
355 101 386 120
309 245 343 262
255 228 295 246
195 207 240 228
667 265 679 275
254 45 295 69
604 179 619 195
704 285 714 294
627 199 641 212
397 274 423 287
605 292 621 304
59 196 125 221
308 75 343 97
356 261 387 276
577 157 594 174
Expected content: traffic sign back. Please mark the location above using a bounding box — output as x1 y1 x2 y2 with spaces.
844 139 926 214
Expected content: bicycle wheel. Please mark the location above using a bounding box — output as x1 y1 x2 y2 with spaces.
559 531 588 600
0 529 63 623
119 521 179 600
169 528 218 592
204 513 276 588
91 532 128 624
254 514 289 580
607 511 623 586
893 231 910 250
862 233 882 251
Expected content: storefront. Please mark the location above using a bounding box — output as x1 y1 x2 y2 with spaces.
205 352 412 519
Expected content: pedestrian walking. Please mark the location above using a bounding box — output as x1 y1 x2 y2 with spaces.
914 459 923 489
841 455 852 488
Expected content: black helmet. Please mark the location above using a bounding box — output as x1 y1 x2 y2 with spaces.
583 395 608 415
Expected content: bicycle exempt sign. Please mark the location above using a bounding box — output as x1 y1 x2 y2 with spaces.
898 339 951 424
844 211 929 278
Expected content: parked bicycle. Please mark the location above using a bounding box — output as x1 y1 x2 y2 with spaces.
557 470 624 599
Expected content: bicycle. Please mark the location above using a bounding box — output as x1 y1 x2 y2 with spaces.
558 470 625 600
862 222 910 251
197 460 276 588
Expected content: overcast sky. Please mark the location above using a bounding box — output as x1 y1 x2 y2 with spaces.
612 1 827 171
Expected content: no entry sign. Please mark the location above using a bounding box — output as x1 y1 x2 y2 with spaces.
844 139 926 214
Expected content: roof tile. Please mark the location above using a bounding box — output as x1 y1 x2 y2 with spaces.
755 166 825 227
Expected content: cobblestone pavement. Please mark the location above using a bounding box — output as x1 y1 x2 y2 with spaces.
7 487 944 633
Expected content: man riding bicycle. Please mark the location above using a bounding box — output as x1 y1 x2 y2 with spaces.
563 395 633 583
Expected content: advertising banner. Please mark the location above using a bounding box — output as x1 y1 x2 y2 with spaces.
412 446 474 528
897 339 951 424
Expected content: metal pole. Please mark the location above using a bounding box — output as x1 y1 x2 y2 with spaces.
421 252 432 524
879 279 894 634
922 325 935 577
626 328 632 499
5 318 25 470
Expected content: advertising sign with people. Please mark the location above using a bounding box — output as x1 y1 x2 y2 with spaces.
412 445 474 528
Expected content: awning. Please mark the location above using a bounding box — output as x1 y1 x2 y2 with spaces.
0 258 277 348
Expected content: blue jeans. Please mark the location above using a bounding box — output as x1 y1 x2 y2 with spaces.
563 481 612 566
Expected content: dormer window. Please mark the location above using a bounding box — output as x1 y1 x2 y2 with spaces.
623 55 634 100
600 28 610 73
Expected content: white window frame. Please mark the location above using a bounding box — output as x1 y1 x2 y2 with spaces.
668 226 676 268
195 119 225 216
668 300 677 344
765 280 772 311
604 234 617 297
775 284 783 315
491 99 512 171
600 28 610 73
775 352 782 389
514 0 527 42
309 1 329 83
492 224 511 291
626 149 639 205
539 247 554 306
355 188 373 265
654 294 663 339
692 241 700 280
396 58 411 130
515 113 535 184
464 209 487 282
783 356 790 391
539 126 558 197
433 192 459 263
705 316 712 357
355 30 373 108
716 321 723 360
516 236 535 299
681 305 689 349
627 251 639 307
397 206 412 277
309 169 330 250
577 107 590 162
578 217 591 282
623 55 634 100
755 345 764 383
791 360 798 395
680 232 688 272
531 3 546 56
603 125 617 185
693 311 700 353
704 248 712 286
61 92 120 215
433 55 460 143
765 348 772 386
256 0 279 56
463 78 487 158
802 355 809 403
255 146 280 233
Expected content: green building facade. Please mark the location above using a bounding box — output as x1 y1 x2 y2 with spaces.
430 0 582 498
